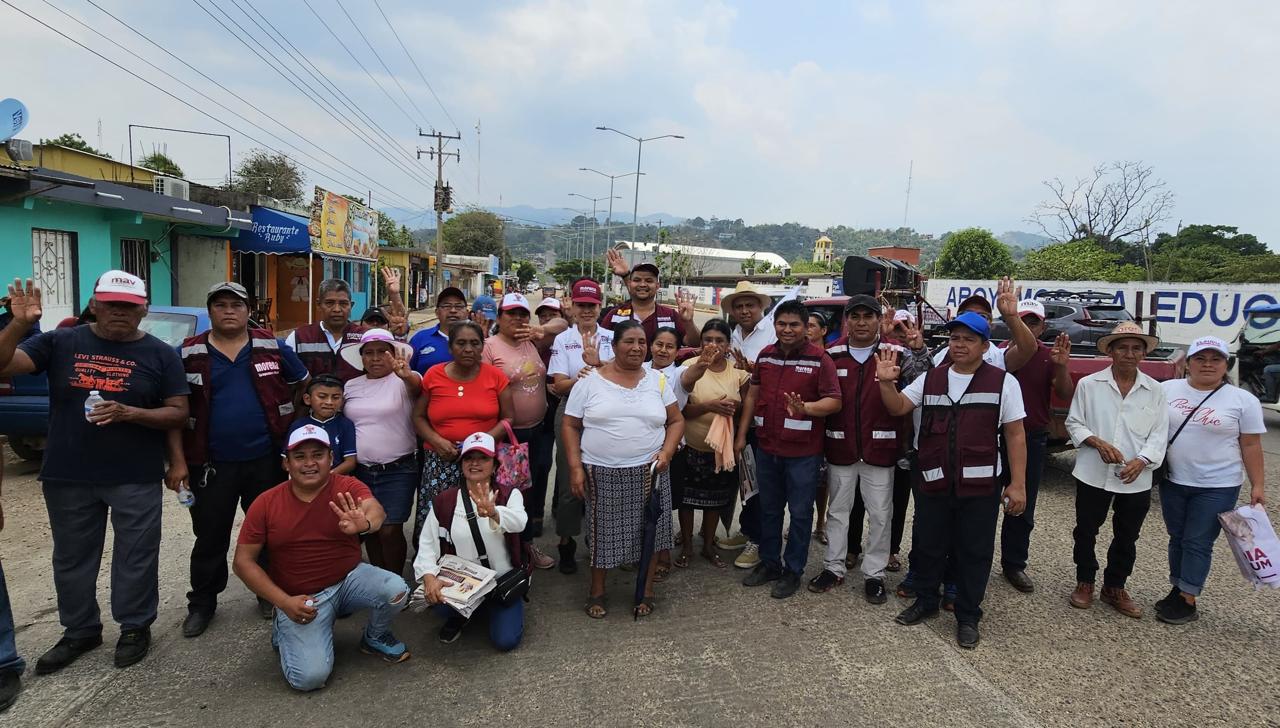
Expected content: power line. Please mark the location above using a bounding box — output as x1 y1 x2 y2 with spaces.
0 0 430 210
372 0 462 138
46 0 426 211
192 0 435 190
333 0 431 129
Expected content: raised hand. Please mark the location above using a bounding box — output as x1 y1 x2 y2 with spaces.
5 278 43 325
606 247 629 278
329 491 370 535
582 333 601 367
468 480 498 519
875 348 901 383
1051 333 1071 366
695 343 722 368
995 276 1022 319
392 350 412 379
899 320 924 351
677 290 696 322
732 347 755 374
380 266 402 293
515 323 545 343
783 391 806 418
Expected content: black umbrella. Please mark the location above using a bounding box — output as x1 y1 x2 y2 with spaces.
634 461 661 620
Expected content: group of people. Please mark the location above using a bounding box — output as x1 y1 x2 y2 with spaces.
0 251 1268 704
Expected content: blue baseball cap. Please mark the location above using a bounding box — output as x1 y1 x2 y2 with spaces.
472 295 498 321
944 311 990 340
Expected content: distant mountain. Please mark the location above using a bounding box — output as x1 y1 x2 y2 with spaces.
998 231 1053 249
378 204 682 229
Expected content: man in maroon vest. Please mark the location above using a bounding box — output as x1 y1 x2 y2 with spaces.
811 295 925 604
877 311 1028 649
166 282 310 638
998 299 1074 594
736 300 842 599
286 279 365 382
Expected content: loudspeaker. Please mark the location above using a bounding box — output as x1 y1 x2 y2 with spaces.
841 255 918 296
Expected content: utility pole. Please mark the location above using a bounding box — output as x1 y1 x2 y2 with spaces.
902 159 913 228
417 128 460 297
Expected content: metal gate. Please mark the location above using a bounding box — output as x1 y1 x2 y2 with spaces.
31 229 78 323
120 238 151 293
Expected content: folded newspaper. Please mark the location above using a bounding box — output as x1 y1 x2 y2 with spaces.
407 555 497 618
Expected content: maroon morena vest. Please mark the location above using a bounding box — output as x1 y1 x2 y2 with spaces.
824 338 905 468
432 485 531 575
180 328 296 465
752 341 836 458
292 322 365 382
915 361 1004 498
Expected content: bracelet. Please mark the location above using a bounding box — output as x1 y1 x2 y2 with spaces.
357 522 373 536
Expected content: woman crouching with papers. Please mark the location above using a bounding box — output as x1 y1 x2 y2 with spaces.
413 432 530 650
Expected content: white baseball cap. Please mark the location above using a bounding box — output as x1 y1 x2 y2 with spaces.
287 424 331 451
1187 336 1230 358
1016 299 1046 320
536 296 562 312
893 309 916 323
460 431 496 458
94 269 147 305
500 292 532 314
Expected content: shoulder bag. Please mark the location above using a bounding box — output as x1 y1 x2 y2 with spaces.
1154 382 1226 485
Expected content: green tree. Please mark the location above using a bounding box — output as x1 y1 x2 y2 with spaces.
139 151 184 178
741 254 775 275
442 209 504 257
233 149 305 204
40 132 110 158
514 260 538 287
1019 240 1144 282
935 228 1015 278
548 258 607 286
788 256 841 275
1152 224 1266 257
375 211 412 247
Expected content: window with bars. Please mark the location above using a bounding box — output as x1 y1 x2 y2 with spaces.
120 239 151 294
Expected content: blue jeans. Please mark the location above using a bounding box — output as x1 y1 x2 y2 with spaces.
272 562 408 691
432 599 525 652
0 561 25 674
1160 480 1241 596
355 460 418 525
756 451 822 575
1264 363 1280 401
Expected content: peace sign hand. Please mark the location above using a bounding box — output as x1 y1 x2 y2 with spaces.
582 333 601 367
392 350 412 379
875 348 901 383
329 491 370 535
1051 333 1072 366
5 278 43 325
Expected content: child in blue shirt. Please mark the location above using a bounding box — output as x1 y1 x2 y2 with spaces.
285 375 357 474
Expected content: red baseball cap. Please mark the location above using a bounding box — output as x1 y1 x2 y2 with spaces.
571 280 603 304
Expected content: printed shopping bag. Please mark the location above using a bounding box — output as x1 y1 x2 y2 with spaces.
1219 504 1280 590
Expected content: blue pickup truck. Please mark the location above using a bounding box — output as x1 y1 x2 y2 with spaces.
0 306 213 461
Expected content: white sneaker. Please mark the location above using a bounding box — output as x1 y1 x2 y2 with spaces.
717 532 749 551
734 542 761 569
529 544 556 570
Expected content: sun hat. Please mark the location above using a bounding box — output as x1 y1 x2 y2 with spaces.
1016 299 1046 320
339 328 414 370
1096 321 1159 354
571 280 603 304
943 311 991 341
94 270 147 305
460 431 496 458
286 423 331 451
720 281 772 315
500 292 532 314
1186 335 1229 358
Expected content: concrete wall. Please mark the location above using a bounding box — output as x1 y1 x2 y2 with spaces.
173 234 229 307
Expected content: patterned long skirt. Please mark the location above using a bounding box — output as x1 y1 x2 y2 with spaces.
584 463 673 569
671 447 738 511
413 448 460 547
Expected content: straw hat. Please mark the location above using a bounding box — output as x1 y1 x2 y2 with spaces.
720 281 772 314
1096 321 1159 354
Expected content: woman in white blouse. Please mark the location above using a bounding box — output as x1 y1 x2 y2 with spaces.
414 432 527 650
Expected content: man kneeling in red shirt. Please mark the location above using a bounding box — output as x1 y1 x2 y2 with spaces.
233 424 410 691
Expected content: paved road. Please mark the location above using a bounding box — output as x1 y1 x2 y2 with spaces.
1 311 1277 726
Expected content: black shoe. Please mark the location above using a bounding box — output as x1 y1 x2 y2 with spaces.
770 571 802 599
957 621 980 649
742 562 783 587
1154 586 1181 613
35 634 103 675
1003 569 1035 594
1156 595 1199 625
865 578 887 605
558 538 578 575
114 628 151 669
807 569 844 593
942 592 956 612
257 597 274 621
894 600 940 626
181 610 213 638
0 670 21 713
438 615 467 644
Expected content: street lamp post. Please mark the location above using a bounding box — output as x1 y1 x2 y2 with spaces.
569 193 620 277
579 168 643 251
562 207 592 276
595 127 684 243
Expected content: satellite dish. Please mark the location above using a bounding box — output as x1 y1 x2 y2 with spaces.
0 98 28 143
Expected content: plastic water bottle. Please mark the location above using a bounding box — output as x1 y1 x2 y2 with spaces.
176 484 195 508
84 390 105 421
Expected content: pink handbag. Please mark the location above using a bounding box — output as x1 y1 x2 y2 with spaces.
496 420 532 491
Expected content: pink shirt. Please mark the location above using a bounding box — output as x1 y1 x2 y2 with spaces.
342 374 417 464
483 336 548 429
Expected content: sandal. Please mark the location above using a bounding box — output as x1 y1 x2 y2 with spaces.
584 594 607 619
634 596 656 620
701 549 727 569
673 553 691 569
654 563 672 583
887 554 902 572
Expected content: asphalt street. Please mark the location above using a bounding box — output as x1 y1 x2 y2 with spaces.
1 310 1277 727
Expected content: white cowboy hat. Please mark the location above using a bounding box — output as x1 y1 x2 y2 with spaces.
720 281 772 314
339 328 414 371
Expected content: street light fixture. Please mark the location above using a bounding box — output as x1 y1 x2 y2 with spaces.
595 126 684 243
568 192 621 275
562 207 592 275
578 168 643 252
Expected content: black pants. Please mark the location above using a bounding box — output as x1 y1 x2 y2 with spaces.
910 488 1002 625
514 424 554 542
1072 480 1151 589
1000 429 1048 571
847 463 912 556
187 453 281 614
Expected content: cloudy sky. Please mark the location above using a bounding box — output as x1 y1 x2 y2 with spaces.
3 0 1277 246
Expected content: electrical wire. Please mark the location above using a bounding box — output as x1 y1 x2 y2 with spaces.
371 0 462 140
333 0 432 130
